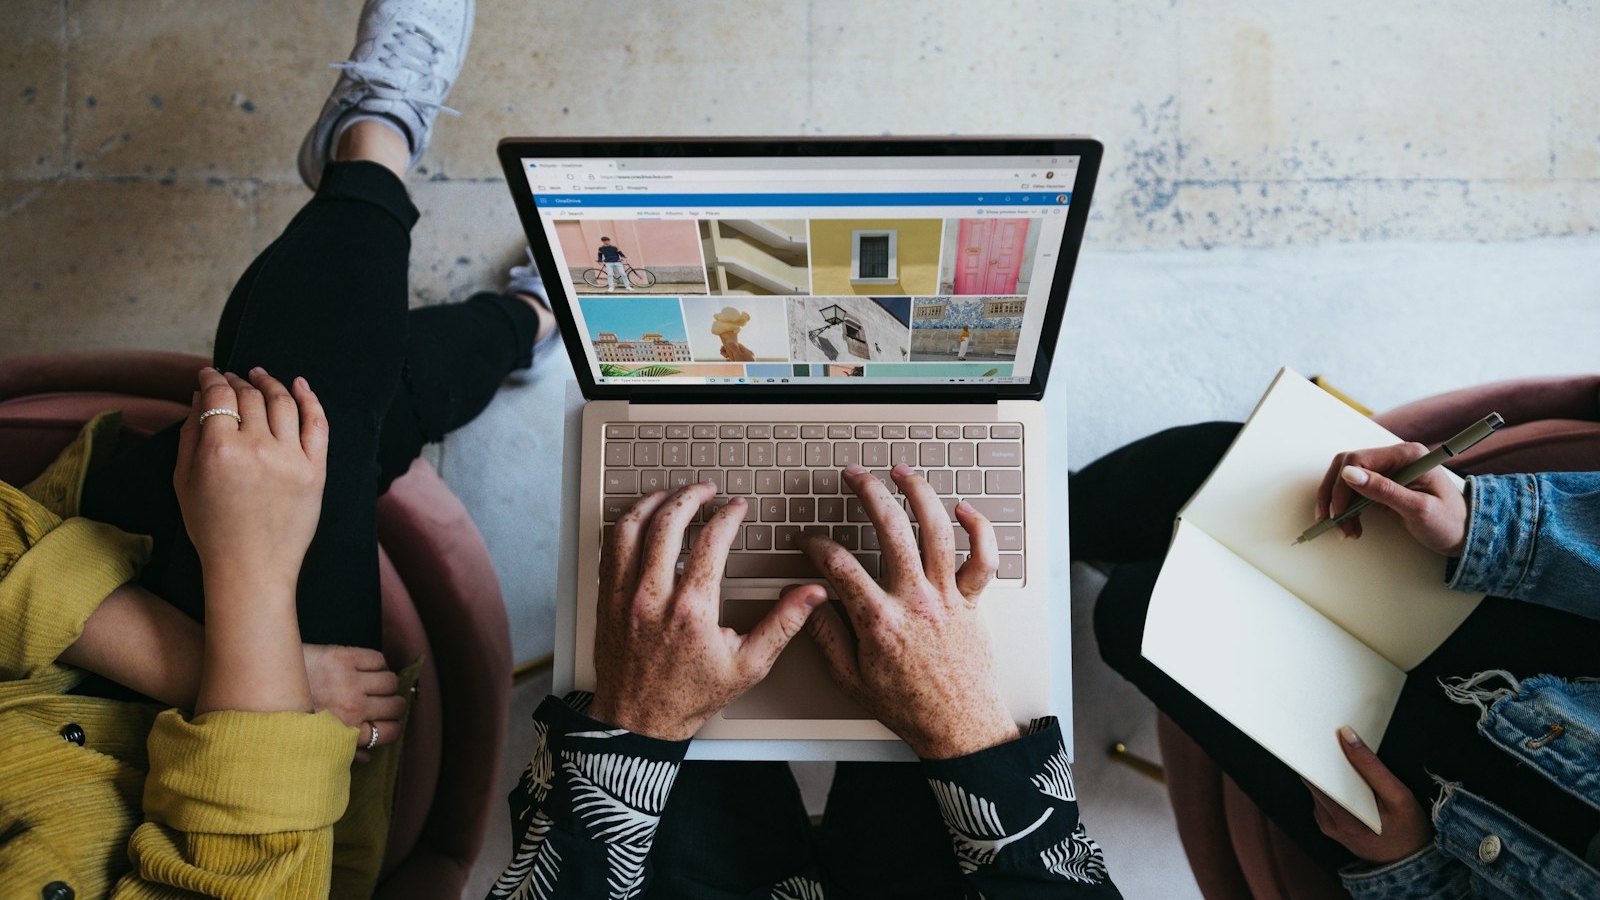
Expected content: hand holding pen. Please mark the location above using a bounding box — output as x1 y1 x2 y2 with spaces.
1300 413 1504 554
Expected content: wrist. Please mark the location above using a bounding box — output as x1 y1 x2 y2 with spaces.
588 694 700 742
908 709 1021 760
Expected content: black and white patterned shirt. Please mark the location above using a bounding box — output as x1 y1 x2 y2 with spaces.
489 693 1123 900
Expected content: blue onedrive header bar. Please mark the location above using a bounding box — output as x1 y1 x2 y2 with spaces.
533 191 1072 208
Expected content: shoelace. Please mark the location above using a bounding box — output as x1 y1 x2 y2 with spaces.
330 21 460 116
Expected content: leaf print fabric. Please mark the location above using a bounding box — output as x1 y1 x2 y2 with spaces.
491 703 1121 899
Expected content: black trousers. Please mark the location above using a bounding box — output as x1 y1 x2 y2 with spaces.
78 161 539 659
1074 423 1600 872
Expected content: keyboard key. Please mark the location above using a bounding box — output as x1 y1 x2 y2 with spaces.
985 470 1023 494
662 442 688 466
882 425 908 439
725 552 818 579
720 443 747 466
777 442 803 466
666 424 691 439
919 442 947 467
605 443 631 466
760 497 786 522
604 470 638 494
775 525 802 550
801 424 827 439
602 497 635 522
832 525 860 550
957 470 984 495
991 424 1022 439
846 498 870 522
908 425 934 439
746 424 772 439
638 424 663 439
633 443 660 466
995 525 1023 551
691 442 717 466
606 424 635 438
998 553 1024 579
936 425 961 439
966 497 1023 522
773 424 799 439
806 442 831 467
979 442 1022 466
868 470 899 494
721 425 745 439
726 470 753 494
756 470 782 494
693 424 718 438
788 497 816 522
828 425 853 439
813 470 840 494
818 498 844 522
669 470 695 489
964 425 988 438
926 469 955 494
890 443 918 466
833 443 860 467
698 470 724 491
862 442 889 467
639 470 667 492
784 470 810 494
748 442 775 467
744 525 773 550
948 442 976 467
855 425 880 438
861 525 879 550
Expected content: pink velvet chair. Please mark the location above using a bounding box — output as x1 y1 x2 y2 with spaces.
1158 374 1600 900
0 349 513 900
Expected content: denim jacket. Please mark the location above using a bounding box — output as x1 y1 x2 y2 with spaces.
1343 472 1600 900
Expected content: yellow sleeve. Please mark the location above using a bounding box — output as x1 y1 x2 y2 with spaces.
0 482 151 679
114 709 357 900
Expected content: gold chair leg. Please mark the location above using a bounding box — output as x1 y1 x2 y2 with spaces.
1107 741 1166 784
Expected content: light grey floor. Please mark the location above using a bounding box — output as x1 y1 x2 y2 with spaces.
451 237 1599 898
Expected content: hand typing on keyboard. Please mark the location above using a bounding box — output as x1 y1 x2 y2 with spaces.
798 464 1022 760
587 481 828 741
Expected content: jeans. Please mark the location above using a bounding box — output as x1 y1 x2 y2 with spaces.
1073 423 1600 874
77 161 539 662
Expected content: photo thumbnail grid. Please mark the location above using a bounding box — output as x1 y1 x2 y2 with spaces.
560 215 1040 381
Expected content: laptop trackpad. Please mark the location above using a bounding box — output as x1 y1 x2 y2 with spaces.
719 600 875 720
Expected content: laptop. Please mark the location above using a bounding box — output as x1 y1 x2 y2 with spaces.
498 136 1103 760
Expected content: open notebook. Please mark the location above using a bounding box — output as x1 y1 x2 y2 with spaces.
1141 369 1484 830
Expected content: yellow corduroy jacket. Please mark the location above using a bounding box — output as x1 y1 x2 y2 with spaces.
1 414 399 900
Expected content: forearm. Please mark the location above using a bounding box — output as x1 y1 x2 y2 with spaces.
1340 844 1472 900
1451 473 1600 619
195 569 313 716
920 718 1122 897
493 692 689 900
58 582 202 709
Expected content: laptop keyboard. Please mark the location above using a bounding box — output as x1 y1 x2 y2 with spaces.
600 422 1025 581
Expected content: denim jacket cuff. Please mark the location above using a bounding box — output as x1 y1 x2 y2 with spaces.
1447 474 1537 597
1340 844 1470 900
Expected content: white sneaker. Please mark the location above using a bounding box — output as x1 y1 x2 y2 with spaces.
298 0 474 189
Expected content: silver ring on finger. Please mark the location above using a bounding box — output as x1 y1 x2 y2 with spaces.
367 722 380 750
198 407 243 427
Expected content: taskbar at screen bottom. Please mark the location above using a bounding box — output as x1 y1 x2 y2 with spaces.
594 363 1026 385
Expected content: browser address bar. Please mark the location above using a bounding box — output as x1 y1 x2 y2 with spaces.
597 168 1033 182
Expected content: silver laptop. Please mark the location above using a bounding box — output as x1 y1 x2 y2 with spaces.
498 136 1103 760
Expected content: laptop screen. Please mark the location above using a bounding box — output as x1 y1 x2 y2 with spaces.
498 137 1101 402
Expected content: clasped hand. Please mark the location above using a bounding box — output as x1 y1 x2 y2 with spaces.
590 464 1018 758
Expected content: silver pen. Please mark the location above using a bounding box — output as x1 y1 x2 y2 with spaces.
1294 412 1506 545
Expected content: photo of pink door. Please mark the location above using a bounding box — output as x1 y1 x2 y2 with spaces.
953 218 1030 295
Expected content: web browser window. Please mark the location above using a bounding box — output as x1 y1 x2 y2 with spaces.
518 154 1085 387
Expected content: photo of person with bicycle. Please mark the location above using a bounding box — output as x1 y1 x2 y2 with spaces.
595 236 635 291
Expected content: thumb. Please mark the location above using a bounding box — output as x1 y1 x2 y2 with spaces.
1337 726 1410 808
738 583 828 678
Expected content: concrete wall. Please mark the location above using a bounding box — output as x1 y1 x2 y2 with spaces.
3 1 1594 359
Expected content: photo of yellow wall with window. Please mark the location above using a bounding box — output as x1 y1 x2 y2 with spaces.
808 218 942 295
